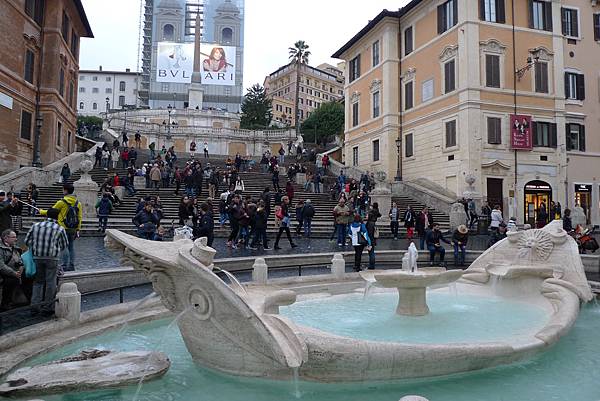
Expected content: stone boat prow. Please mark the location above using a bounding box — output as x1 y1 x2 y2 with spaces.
104 229 308 377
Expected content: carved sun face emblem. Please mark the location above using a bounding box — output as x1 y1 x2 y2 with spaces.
517 230 554 260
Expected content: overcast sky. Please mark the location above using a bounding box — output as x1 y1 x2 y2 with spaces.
79 0 410 91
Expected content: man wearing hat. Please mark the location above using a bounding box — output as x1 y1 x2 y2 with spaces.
451 224 469 267
0 191 20 233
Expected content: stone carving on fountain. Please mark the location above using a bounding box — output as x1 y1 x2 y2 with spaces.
104 230 307 378
104 222 592 382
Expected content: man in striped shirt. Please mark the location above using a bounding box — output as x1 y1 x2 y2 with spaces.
24 208 68 315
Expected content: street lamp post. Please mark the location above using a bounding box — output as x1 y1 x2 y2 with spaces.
31 115 43 167
105 97 110 113
166 103 173 144
122 105 128 141
395 137 402 181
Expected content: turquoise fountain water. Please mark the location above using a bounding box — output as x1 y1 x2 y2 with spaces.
10 298 600 401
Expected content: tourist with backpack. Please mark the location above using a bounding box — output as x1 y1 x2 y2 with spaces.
39 184 82 272
95 193 113 233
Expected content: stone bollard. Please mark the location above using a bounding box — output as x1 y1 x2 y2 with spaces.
133 176 146 189
330 253 345 279
252 258 268 284
399 396 429 401
295 172 307 185
55 282 81 323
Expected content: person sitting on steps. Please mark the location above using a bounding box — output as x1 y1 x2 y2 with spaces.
426 223 450 267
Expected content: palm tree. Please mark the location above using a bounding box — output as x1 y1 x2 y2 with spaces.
288 41 311 134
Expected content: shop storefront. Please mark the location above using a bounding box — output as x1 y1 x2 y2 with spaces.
574 184 592 224
524 180 552 226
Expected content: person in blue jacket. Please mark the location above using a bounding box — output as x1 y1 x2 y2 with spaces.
348 214 371 272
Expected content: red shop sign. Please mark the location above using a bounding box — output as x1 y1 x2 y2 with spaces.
510 114 533 150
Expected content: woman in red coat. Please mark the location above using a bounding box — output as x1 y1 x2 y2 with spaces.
286 181 294 202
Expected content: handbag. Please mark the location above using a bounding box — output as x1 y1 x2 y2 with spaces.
22 250 36 278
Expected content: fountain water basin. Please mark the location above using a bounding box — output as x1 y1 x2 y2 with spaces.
367 268 464 316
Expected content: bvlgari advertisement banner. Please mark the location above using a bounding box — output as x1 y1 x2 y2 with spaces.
510 114 533 150
156 42 194 83
200 44 236 86
156 42 236 85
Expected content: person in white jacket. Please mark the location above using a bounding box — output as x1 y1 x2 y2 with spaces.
110 148 119 169
234 176 245 193
489 205 503 231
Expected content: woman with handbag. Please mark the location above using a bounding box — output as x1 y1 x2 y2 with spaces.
366 203 381 270
273 196 297 250
348 214 371 272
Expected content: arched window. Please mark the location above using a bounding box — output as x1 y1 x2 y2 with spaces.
222 27 233 43
163 24 174 41
92 102 97 110
79 102 84 110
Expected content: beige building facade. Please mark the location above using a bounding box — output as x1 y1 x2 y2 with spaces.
264 62 344 127
334 1 600 225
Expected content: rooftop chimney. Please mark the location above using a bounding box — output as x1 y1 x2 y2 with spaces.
99 65 102 71
126 68 130 72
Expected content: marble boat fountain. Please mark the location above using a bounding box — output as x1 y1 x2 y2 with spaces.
103 220 592 382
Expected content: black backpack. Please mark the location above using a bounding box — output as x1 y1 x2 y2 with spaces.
61 199 80 230
303 204 315 218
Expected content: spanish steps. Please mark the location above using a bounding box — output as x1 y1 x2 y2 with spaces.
15 149 450 237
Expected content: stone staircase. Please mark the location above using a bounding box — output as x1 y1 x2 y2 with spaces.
16 150 450 237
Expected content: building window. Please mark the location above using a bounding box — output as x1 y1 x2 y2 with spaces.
59 69 65 97
25 0 44 25
532 121 557 147
92 76 98 81
307 99 313 107
405 134 414 158
24 50 35 84
445 120 457 148
480 0 505 23
487 117 502 144
79 87 85 93
93 102 98 110
80 76 85 81
372 41 380 67
119 81 126 91
534 62 549 93
566 123 585 151
299 98 303 104
422 79 434 102
565 72 585 100
67 131 72 153
404 26 413 55
404 81 413 110
56 121 62 147
352 146 359 166
222 27 233 43
92 87 99 93
530 0 553 32
161 83 169 92
119 96 125 107
307 89 313 95
69 82 74 108
61 11 70 43
444 60 456 93
70 30 78 56
485 54 500 88
437 0 458 34
594 14 600 41
106 76 112 82
561 8 579 38
106 88 112 94
372 140 380 162
20 110 32 140
163 24 174 41
352 102 359 127
349 55 361 82
79 102 84 110
372 91 380 118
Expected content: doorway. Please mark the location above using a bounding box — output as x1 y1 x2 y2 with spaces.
524 180 552 226
486 178 503 211
574 184 592 224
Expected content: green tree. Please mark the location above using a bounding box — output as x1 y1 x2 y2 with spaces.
300 101 344 145
77 116 103 137
240 84 272 129
288 40 311 133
